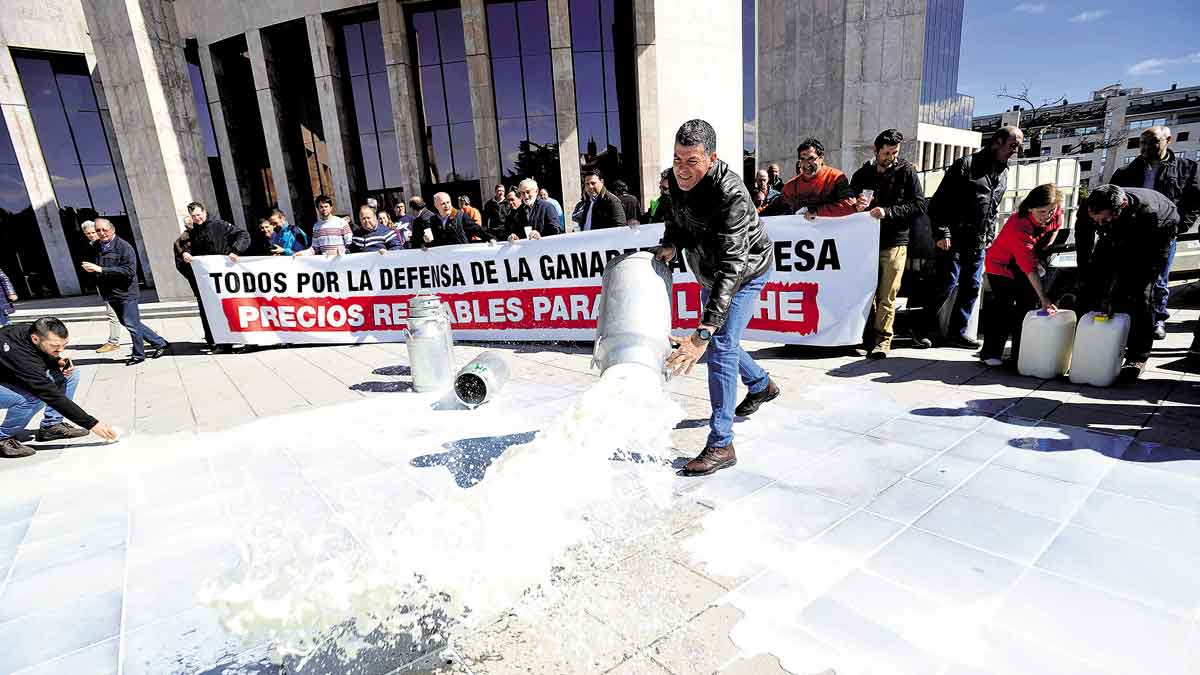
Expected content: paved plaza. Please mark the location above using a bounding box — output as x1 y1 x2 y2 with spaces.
0 295 1198 675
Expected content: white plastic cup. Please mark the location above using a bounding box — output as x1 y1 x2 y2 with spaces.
423 229 434 243
523 226 533 238
861 189 874 202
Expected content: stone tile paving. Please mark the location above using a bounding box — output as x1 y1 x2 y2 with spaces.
0 307 1196 674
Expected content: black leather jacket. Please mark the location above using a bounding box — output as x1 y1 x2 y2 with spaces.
1111 150 1200 234
929 150 1008 249
660 159 772 331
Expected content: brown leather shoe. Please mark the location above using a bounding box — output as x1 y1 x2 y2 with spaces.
681 444 736 476
735 379 780 417
0 437 35 458
96 343 119 354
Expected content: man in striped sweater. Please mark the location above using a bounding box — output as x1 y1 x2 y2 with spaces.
350 204 405 254
299 194 353 256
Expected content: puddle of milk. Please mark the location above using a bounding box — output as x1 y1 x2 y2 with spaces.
198 363 685 665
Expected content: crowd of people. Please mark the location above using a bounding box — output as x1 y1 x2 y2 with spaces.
1 117 1198 461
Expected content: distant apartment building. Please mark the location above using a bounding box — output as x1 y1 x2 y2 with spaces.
972 83 1200 190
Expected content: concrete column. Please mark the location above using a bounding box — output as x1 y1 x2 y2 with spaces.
83 0 225 299
306 13 354 211
646 0 742 183
915 139 925 171
548 0 582 212
86 55 156 289
461 0 502 197
759 0 925 175
197 45 248 227
633 0 661 206
0 50 81 295
245 28 295 225
379 0 426 200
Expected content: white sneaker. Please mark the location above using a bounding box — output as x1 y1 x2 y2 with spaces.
983 357 1003 367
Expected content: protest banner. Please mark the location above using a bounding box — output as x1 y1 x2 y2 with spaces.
191 213 880 346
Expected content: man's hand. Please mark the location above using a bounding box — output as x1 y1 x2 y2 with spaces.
271 245 285 255
182 252 194 264
58 357 74 377
869 207 885 220
507 234 520 242
855 195 870 212
529 230 542 240
1040 300 1058 314
7 293 16 302
227 253 239 263
935 238 951 251
91 422 118 442
378 248 388 255
80 261 102 274
803 209 817 221
665 329 711 377
655 245 676 263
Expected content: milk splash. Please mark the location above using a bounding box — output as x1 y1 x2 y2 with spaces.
201 363 684 665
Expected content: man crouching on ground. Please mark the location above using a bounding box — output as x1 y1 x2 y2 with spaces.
659 119 781 477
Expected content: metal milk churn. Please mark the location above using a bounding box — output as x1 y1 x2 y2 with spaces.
592 250 674 378
405 294 456 392
454 351 511 407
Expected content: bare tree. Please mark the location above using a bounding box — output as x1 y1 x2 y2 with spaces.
995 85 1127 157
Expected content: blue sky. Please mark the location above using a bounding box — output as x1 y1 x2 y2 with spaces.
960 0 1200 116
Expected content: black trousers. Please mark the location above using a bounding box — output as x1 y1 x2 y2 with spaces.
981 272 1040 363
1084 239 1170 363
183 271 215 346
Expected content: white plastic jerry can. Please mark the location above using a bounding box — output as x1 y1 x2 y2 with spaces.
405 294 456 392
1069 312 1132 387
1017 309 1077 379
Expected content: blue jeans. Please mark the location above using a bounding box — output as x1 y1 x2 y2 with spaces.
701 273 771 448
0 368 79 439
927 244 985 338
0 313 9 327
1152 238 1177 324
109 297 166 358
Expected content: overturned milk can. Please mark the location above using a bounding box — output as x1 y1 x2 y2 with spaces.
454 351 511 407
404 294 456 392
591 250 674 378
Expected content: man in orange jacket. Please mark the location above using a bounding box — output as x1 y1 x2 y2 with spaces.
767 137 857 219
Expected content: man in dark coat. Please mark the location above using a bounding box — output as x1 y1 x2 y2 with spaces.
656 119 779 478
481 183 510 236
850 128 928 358
1107 125 1200 339
81 219 170 366
178 201 249 351
918 125 1023 349
1081 185 1180 380
0 317 119 457
576 169 626 230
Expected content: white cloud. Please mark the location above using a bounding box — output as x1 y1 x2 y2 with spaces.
1013 3 1047 13
1128 51 1200 75
1069 9 1110 22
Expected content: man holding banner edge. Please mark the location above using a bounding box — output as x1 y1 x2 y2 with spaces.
659 119 780 477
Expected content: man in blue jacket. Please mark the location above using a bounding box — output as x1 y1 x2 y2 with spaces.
80 219 170 366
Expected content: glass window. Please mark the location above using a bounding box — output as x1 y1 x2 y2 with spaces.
1177 131 1190 142
487 0 561 198
1127 137 1141 149
183 42 231 222
0 107 57 297
211 35 273 228
570 0 639 191
13 49 139 292
337 13 404 202
1079 160 1093 171
408 4 479 191
742 0 755 165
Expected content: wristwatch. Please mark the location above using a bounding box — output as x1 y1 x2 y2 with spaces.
695 328 712 342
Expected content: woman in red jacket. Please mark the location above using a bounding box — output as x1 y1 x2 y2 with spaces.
980 184 1063 367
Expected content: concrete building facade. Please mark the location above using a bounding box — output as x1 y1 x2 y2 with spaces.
4 0 981 301
754 0 980 181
